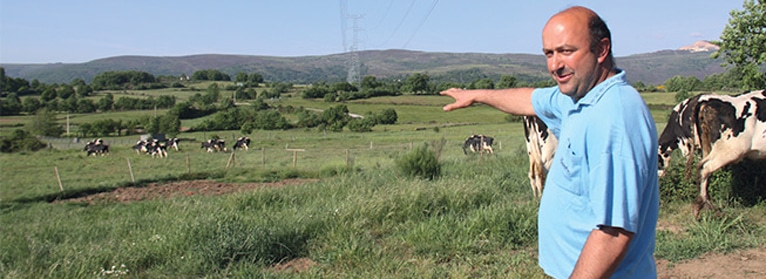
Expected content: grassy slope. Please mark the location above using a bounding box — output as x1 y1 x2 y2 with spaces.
1 88 764 278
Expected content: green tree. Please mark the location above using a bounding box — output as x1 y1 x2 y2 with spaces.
321 105 351 132
60 96 78 112
376 108 398 125
76 84 93 98
347 118 375 132
76 99 97 113
235 72 249 83
22 97 42 114
57 86 75 99
404 73 430 94
712 0 766 89
664 75 702 92
469 78 495 89
249 73 264 84
360 76 381 90
26 108 64 137
98 93 114 111
1 93 22 115
40 88 57 102
496 75 518 89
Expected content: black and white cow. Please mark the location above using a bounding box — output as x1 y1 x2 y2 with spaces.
523 116 558 199
133 138 168 158
658 90 766 218
145 139 168 158
83 139 109 156
692 90 766 216
233 136 251 151
165 138 180 151
201 139 226 152
462 134 494 154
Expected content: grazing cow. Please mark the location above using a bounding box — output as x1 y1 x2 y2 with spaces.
523 116 558 198
462 134 494 154
201 139 226 152
233 136 251 151
691 90 766 217
658 90 766 218
133 140 149 154
132 138 168 158
83 139 109 156
165 138 180 151
145 139 168 158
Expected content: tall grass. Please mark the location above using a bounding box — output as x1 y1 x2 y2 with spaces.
1 151 549 278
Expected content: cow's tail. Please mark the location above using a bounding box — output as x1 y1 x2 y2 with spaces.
684 96 706 181
694 103 717 180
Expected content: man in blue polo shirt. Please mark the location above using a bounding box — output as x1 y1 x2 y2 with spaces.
441 6 659 278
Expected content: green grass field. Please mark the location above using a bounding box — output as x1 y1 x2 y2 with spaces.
1 88 764 278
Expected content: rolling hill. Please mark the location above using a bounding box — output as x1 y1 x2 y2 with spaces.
1 48 725 86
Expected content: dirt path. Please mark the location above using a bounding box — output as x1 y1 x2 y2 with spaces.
56 180 766 277
57 179 317 204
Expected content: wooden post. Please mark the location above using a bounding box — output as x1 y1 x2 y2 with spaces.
186 154 190 174
345 149 349 166
54 167 64 192
370 141 373 149
261 148 266 168
286 149 305 168
127 158 135 184
226 152 236 169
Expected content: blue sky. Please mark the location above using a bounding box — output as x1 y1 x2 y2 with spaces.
0 1 745 64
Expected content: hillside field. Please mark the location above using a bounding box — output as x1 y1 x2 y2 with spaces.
1 87 765 278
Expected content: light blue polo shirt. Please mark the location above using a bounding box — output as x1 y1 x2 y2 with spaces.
531 70 659 279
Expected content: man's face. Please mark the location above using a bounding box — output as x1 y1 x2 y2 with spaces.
541 14 601 100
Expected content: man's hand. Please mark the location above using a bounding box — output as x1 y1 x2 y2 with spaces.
440 88 474 112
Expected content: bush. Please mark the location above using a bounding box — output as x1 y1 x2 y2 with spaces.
396 143 441 180
0 129 47 153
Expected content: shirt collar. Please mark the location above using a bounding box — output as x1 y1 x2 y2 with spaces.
572 68 627 106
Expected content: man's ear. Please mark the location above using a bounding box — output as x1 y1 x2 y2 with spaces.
597 38 611 63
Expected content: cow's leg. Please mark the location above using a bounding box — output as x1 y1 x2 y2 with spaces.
529 160 543 198
693 149 743 219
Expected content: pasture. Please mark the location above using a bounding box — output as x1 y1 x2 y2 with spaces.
1 88 765 278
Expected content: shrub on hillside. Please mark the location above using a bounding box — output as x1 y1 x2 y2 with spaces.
0 129 46 153
396 143 441 180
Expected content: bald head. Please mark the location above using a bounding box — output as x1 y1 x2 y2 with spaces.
541 6 615 99
545 6 613 62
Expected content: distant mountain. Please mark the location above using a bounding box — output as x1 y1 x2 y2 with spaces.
678 40 720 53
1 47 726 86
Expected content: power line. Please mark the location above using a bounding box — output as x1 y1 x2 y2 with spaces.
403 0 439 49
378 0 416 47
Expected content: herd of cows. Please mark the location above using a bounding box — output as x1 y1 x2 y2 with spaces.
82 90 765 216
83 136 253 158
461 89 765 217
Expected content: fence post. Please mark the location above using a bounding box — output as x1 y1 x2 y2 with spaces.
54 167 64 192
127 158 135 184
286 149 305 168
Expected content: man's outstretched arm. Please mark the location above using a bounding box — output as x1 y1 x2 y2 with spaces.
440 87 536 116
